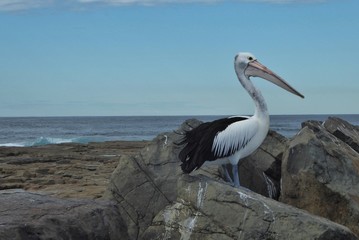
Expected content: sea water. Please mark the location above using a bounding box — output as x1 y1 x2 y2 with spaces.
0 115 358 147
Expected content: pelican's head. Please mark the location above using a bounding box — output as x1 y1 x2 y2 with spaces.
234 52 304 98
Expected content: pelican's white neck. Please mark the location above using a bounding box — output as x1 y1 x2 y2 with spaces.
236 71 269 119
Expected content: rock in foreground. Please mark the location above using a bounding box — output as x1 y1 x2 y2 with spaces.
144 174 357 240
0 189 129 240
281 118 359 236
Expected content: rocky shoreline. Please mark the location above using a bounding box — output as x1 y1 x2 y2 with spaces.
0 141 147 199
0 117 358 239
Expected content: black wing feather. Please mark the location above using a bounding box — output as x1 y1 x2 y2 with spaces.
178 117 248 173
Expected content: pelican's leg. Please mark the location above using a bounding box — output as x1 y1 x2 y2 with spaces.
232 164 240 188
221 165 234 185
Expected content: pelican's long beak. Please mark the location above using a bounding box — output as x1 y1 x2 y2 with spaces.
245 60 304 99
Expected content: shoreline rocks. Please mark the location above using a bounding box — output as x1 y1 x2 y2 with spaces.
0 141 147 199
0 117 358 239
281 117 359 236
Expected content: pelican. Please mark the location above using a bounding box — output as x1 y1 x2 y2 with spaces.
178 52 304 188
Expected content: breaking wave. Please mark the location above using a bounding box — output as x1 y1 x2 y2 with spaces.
0 136 106 147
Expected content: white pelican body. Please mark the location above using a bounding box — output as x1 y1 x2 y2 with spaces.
211 114 269 167
179 52 304 187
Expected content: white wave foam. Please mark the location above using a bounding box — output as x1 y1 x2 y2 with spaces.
31 137 74 146
0 142 25 147
0 137 75 147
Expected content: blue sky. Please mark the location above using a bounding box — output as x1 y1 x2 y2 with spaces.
0 0 358 116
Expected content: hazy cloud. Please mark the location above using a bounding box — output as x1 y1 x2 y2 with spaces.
0 0 328 11
0 0 53 11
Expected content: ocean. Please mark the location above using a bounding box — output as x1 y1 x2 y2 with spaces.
0 115 358 147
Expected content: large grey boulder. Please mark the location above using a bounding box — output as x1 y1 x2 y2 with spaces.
281 119 359 236
324 117 359 153
104 124 183 239
143 174 357 240
0 189 129 240
104 119 207 239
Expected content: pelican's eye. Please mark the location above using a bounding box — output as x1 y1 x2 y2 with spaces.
248 56 254 61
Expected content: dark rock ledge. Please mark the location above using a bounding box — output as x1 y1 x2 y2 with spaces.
0 189 130 240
